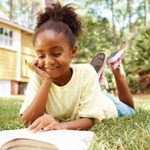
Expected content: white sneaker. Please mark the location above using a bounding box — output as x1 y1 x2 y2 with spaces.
107 49 124 71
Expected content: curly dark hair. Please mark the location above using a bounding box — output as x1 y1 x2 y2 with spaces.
33 2 82 48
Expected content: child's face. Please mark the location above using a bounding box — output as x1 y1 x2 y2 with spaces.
35 30 77 85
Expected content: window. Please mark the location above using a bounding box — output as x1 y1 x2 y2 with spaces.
0 26 13 47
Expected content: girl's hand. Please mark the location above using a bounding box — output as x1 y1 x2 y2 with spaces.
27 114 61 132
30 59 52 81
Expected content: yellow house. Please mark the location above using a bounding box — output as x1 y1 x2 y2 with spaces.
0 17 35 96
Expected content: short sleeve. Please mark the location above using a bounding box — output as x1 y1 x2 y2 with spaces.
19 72 42 115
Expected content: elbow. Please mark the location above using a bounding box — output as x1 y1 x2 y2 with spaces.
20 114 30 126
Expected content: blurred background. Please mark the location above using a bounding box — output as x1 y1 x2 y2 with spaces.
0 0 149 96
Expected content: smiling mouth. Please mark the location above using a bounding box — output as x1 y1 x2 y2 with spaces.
45 66 59 70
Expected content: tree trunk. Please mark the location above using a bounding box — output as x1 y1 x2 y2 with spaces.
9 0 13 21
28 2 33 28
144 0 148 27
111 0 116 47
127 0 132 32
42 0 54 8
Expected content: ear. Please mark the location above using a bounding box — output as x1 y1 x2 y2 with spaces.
71 45 77 58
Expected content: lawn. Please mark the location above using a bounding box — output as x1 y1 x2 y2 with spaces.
0 94 150 150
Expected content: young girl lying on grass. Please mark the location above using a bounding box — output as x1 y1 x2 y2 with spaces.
20 2 135 132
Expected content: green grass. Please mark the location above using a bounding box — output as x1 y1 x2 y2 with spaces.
89 95 150 150
0 96 25 130
0 95 150 149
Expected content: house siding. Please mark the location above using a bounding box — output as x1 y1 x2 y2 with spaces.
0 18 35 95
21 32 35 55
0 48 17 80
21 32 35 82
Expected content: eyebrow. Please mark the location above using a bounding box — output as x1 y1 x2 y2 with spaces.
36 46 62 52
51 46 62 51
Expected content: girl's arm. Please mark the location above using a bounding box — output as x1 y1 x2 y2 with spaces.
27 115 94 132
61 118 94 130
20 59 52 125
20 79 52 125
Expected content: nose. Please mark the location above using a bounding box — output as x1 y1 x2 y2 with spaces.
45 56 55 67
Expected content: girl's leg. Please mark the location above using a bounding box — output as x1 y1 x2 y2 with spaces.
107 49 135 109
112 66 134 109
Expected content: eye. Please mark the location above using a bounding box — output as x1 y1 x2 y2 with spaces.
38 55 45 59
53 53 61 57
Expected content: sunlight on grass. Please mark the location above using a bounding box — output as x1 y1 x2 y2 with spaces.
0 96 25 130
0 94 149 149
134 94 150 110
89 94 150 150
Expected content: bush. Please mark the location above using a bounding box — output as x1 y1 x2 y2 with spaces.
125 27 150 94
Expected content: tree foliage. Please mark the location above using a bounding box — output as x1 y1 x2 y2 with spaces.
125 27 150 93
0 0 42 29
1 0 150 93
74 15 113 63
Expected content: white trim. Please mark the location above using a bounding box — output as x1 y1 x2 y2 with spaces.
0 44 16 51
0 17 33 34
0 10 9 20
0 80 11 96
16 31 21 81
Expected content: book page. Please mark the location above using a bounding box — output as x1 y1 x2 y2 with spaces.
0 128 94 150
1 138 58 150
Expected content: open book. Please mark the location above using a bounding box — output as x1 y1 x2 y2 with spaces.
0 128 94 150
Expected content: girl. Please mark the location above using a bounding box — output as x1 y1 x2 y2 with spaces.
20 2 135 132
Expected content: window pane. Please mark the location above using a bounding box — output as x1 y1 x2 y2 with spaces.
0 26 13 47
0 28 3 34
9 31 13 37
9 38 13 46
0 35 3 44
4 36 8 45
4 29 8 36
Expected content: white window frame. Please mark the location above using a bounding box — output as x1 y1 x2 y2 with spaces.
0 26 16 50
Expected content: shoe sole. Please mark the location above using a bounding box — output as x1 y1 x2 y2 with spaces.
107 49 124 63
91 52 106 73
